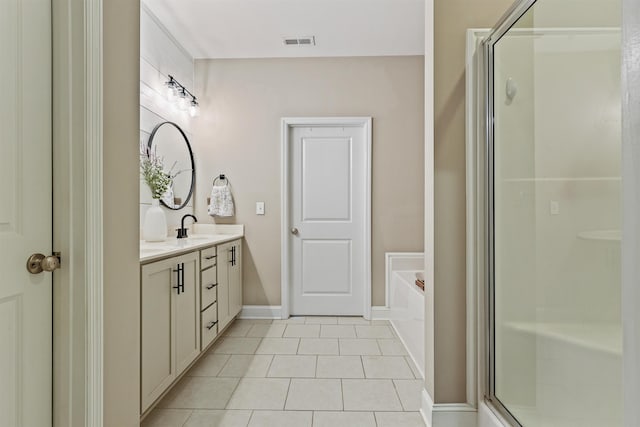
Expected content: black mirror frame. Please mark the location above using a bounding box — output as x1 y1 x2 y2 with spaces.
147 121 195 211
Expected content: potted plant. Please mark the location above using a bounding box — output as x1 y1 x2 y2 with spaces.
140 149 172 241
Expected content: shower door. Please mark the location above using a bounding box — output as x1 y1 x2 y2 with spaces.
484 0 622 425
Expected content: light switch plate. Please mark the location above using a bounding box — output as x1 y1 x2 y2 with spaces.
256 201 265 215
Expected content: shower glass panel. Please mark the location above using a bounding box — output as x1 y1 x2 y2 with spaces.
486 0 622 425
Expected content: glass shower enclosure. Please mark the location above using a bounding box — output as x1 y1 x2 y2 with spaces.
483 0 622 425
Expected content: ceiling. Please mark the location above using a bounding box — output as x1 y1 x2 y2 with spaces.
142 0 425 59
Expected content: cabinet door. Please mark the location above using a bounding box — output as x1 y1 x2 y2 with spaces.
141 258 176 412
174 252 201 376
229 240 243 318
217 242 232 331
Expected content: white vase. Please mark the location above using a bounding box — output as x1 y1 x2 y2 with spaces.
143 199 168 242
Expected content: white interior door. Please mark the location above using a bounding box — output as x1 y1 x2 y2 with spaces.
288 120 371 316
0 0 52 426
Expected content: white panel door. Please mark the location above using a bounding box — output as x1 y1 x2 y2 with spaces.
0 0 52 426
290 124 368 315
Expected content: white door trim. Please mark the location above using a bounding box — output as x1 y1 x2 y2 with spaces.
622 0 640 424
52 0 103 425
85 0 104 425
281 117 372 320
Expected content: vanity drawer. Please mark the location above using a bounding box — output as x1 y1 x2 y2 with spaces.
201 266 217 310
201 302 218 350
201 247 217 270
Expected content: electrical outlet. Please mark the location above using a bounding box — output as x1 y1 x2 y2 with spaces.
550 200 560 215
256 201 265 215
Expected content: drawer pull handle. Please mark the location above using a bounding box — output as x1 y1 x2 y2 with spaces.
206 283 216 290
204 255 216 260
206 321 217 330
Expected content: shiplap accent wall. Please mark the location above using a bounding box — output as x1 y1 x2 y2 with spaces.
140 5 196 234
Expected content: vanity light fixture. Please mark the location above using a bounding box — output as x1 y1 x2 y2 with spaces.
165 75 200 117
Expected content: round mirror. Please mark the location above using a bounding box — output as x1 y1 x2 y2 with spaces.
147 121 195 210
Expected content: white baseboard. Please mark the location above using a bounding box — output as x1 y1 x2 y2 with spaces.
433 403 477 427
239 305 282 319
371 306 390 320
421 388 478 427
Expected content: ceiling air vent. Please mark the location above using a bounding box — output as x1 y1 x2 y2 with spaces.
283 36 316 46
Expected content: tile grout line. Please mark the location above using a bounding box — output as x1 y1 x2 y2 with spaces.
245 410 255 427
390 378 406 412
283 378 293 411
222 376 244 411
216 353 233 377
177 409 194 427
314 355 318 379
264 353 276 377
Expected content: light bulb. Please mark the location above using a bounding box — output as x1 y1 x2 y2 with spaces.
189 99 200 117
166 81 176 101
177 90 188 110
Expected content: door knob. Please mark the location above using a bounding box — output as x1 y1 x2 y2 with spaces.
291 227 299 235
26 252 61 274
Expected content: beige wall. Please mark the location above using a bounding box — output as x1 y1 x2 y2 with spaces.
193 56 425 307
433 0 513 404
103 1 141 426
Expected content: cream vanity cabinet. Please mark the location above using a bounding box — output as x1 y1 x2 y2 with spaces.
216 239 243 331
140 251 200 412
140 237 243 415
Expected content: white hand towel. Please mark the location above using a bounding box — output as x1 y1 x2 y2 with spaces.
208 184 235 217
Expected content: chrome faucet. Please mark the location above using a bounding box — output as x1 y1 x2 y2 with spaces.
177 214 197 239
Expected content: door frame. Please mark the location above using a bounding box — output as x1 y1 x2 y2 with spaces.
280 117 372 320
622 0 640 424
52 0 103 425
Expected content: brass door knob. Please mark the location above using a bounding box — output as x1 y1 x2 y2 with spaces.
26 253 61 274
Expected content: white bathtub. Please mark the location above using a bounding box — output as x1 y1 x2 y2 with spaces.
389 270 425 378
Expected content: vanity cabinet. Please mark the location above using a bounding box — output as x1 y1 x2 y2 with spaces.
217 239 243 331
140 252 200 413
140 233 243 416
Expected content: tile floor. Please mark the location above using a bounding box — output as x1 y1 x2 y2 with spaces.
143 317 425 427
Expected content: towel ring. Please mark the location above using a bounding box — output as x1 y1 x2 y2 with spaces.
213 174 229 186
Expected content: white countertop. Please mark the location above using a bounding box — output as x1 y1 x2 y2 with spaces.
140 224 244 263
